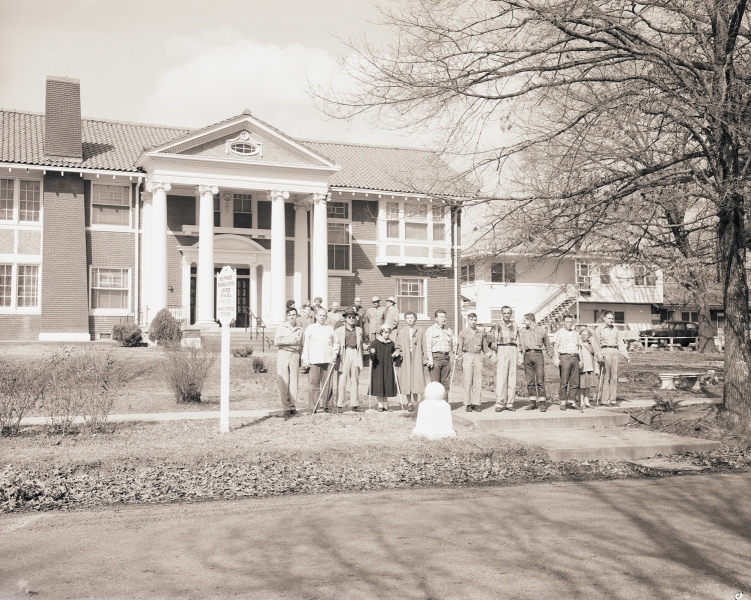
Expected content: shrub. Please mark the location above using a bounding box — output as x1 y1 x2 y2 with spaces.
0 359 47 436
250 356 267 374
148 309 182 345
162 344 217 403
112 323 144 347
232 346 254 358
46 347 125 434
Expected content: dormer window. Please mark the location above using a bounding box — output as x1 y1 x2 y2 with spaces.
225 131 262 157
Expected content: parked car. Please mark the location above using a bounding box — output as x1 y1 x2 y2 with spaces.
639 321 699 347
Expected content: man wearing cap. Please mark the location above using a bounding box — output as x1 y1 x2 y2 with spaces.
274 307 303 416
334 308 366 412
383 296 400 332
364 296 386 341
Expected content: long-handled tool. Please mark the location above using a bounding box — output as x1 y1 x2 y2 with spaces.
392 361 405 412
448 354 458 397
596 360 605 408
367 352 374 411
312 362 336 413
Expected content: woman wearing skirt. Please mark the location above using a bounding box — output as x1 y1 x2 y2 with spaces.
369 324 400 411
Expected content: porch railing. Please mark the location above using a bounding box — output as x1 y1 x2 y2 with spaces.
241 306 270 352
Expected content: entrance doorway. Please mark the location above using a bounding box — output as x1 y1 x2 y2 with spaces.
190 267 251 327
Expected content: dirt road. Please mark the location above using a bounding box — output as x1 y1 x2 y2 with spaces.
1 473 749 599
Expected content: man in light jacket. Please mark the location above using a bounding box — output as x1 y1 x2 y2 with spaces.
383 296 400 331
334 309 366 412
302 307 340 413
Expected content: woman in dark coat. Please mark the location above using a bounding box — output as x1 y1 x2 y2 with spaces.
369 324 400 411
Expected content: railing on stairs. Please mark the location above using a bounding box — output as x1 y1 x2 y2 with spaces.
241 306 270 352
530 284 579 326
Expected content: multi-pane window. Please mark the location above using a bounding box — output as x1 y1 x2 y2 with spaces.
233 193 252 228
91 268 129 310
0 265 11 307
92 184 129 226
461 264 475 285
386 202 400 238
491 262 516 283
327 202 349 220
490 308 514 322
396 278 426 316
404 202 428 240
0 179 13 220
599 264 612 285
214 195 221 227
17 265 39 307
18 181 40 222
634 265 656 286
432 205 446 241
328 223 350 270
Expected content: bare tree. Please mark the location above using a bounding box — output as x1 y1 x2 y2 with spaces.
317 0 751 427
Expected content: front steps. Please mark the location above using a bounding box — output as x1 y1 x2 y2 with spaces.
199 329 275 352
451 399 721 461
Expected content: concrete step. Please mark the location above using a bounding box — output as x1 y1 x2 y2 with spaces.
452 402 630 431
492 426 721 462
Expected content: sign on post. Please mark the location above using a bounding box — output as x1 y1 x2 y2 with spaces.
216 266 236 433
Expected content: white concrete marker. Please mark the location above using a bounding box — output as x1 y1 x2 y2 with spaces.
216 265 237 434
411 382 456 440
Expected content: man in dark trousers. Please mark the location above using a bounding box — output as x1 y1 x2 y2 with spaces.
519 312 552 412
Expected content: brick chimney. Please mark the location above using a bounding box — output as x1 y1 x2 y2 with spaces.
44 76 83 160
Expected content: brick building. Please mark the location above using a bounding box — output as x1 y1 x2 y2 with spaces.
0 77 466 341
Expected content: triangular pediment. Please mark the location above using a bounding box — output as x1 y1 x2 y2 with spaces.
148 114 338 169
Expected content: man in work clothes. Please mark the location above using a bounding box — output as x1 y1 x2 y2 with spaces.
426 309 456 390
353 297 365 328
592 311 631 406
457 312 488 412
274 307 303 416
334 309 366 413
301 307 340 413
383 296 400 332
488 305 521 412
553 314 580 410
519 312 552 412
364 296 385 341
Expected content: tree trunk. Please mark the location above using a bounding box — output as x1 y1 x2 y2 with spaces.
718 200 751 429
696 293 718 353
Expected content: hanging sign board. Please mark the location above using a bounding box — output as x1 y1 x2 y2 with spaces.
216 266 237 326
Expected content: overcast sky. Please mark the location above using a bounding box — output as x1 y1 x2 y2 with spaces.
0 0 428 147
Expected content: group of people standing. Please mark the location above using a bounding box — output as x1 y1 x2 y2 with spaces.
273 297 631 417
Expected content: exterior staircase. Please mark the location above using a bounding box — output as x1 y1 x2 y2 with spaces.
530 283 578 328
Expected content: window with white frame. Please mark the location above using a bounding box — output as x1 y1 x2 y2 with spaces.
386 201 400 238
0 265 11 306
383 199 447 242
16 265 39 307
599 264 612 285
19 180 40 222
92 184 129 226
233 193 252 228
634 265 656 286
461 264 475 285
491 262 516 283
327 201 351 271
91 268 129 310
396 277 426 317
213 195 221 227
0 179 13 220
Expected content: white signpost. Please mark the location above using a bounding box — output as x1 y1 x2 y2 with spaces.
216 265 236 434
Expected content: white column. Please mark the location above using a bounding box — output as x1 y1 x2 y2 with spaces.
196 184 219 328
145 181 171 319
293 201 310 306
261 265 271 324
141 191 153 323
181 256 191 324
269 189 289 324
311 193 328 309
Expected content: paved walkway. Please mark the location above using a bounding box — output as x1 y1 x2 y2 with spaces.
1 473 748 599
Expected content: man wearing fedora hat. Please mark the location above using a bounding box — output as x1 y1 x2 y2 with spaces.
383 296 400 332
364 295 385 341
334 308 366 412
